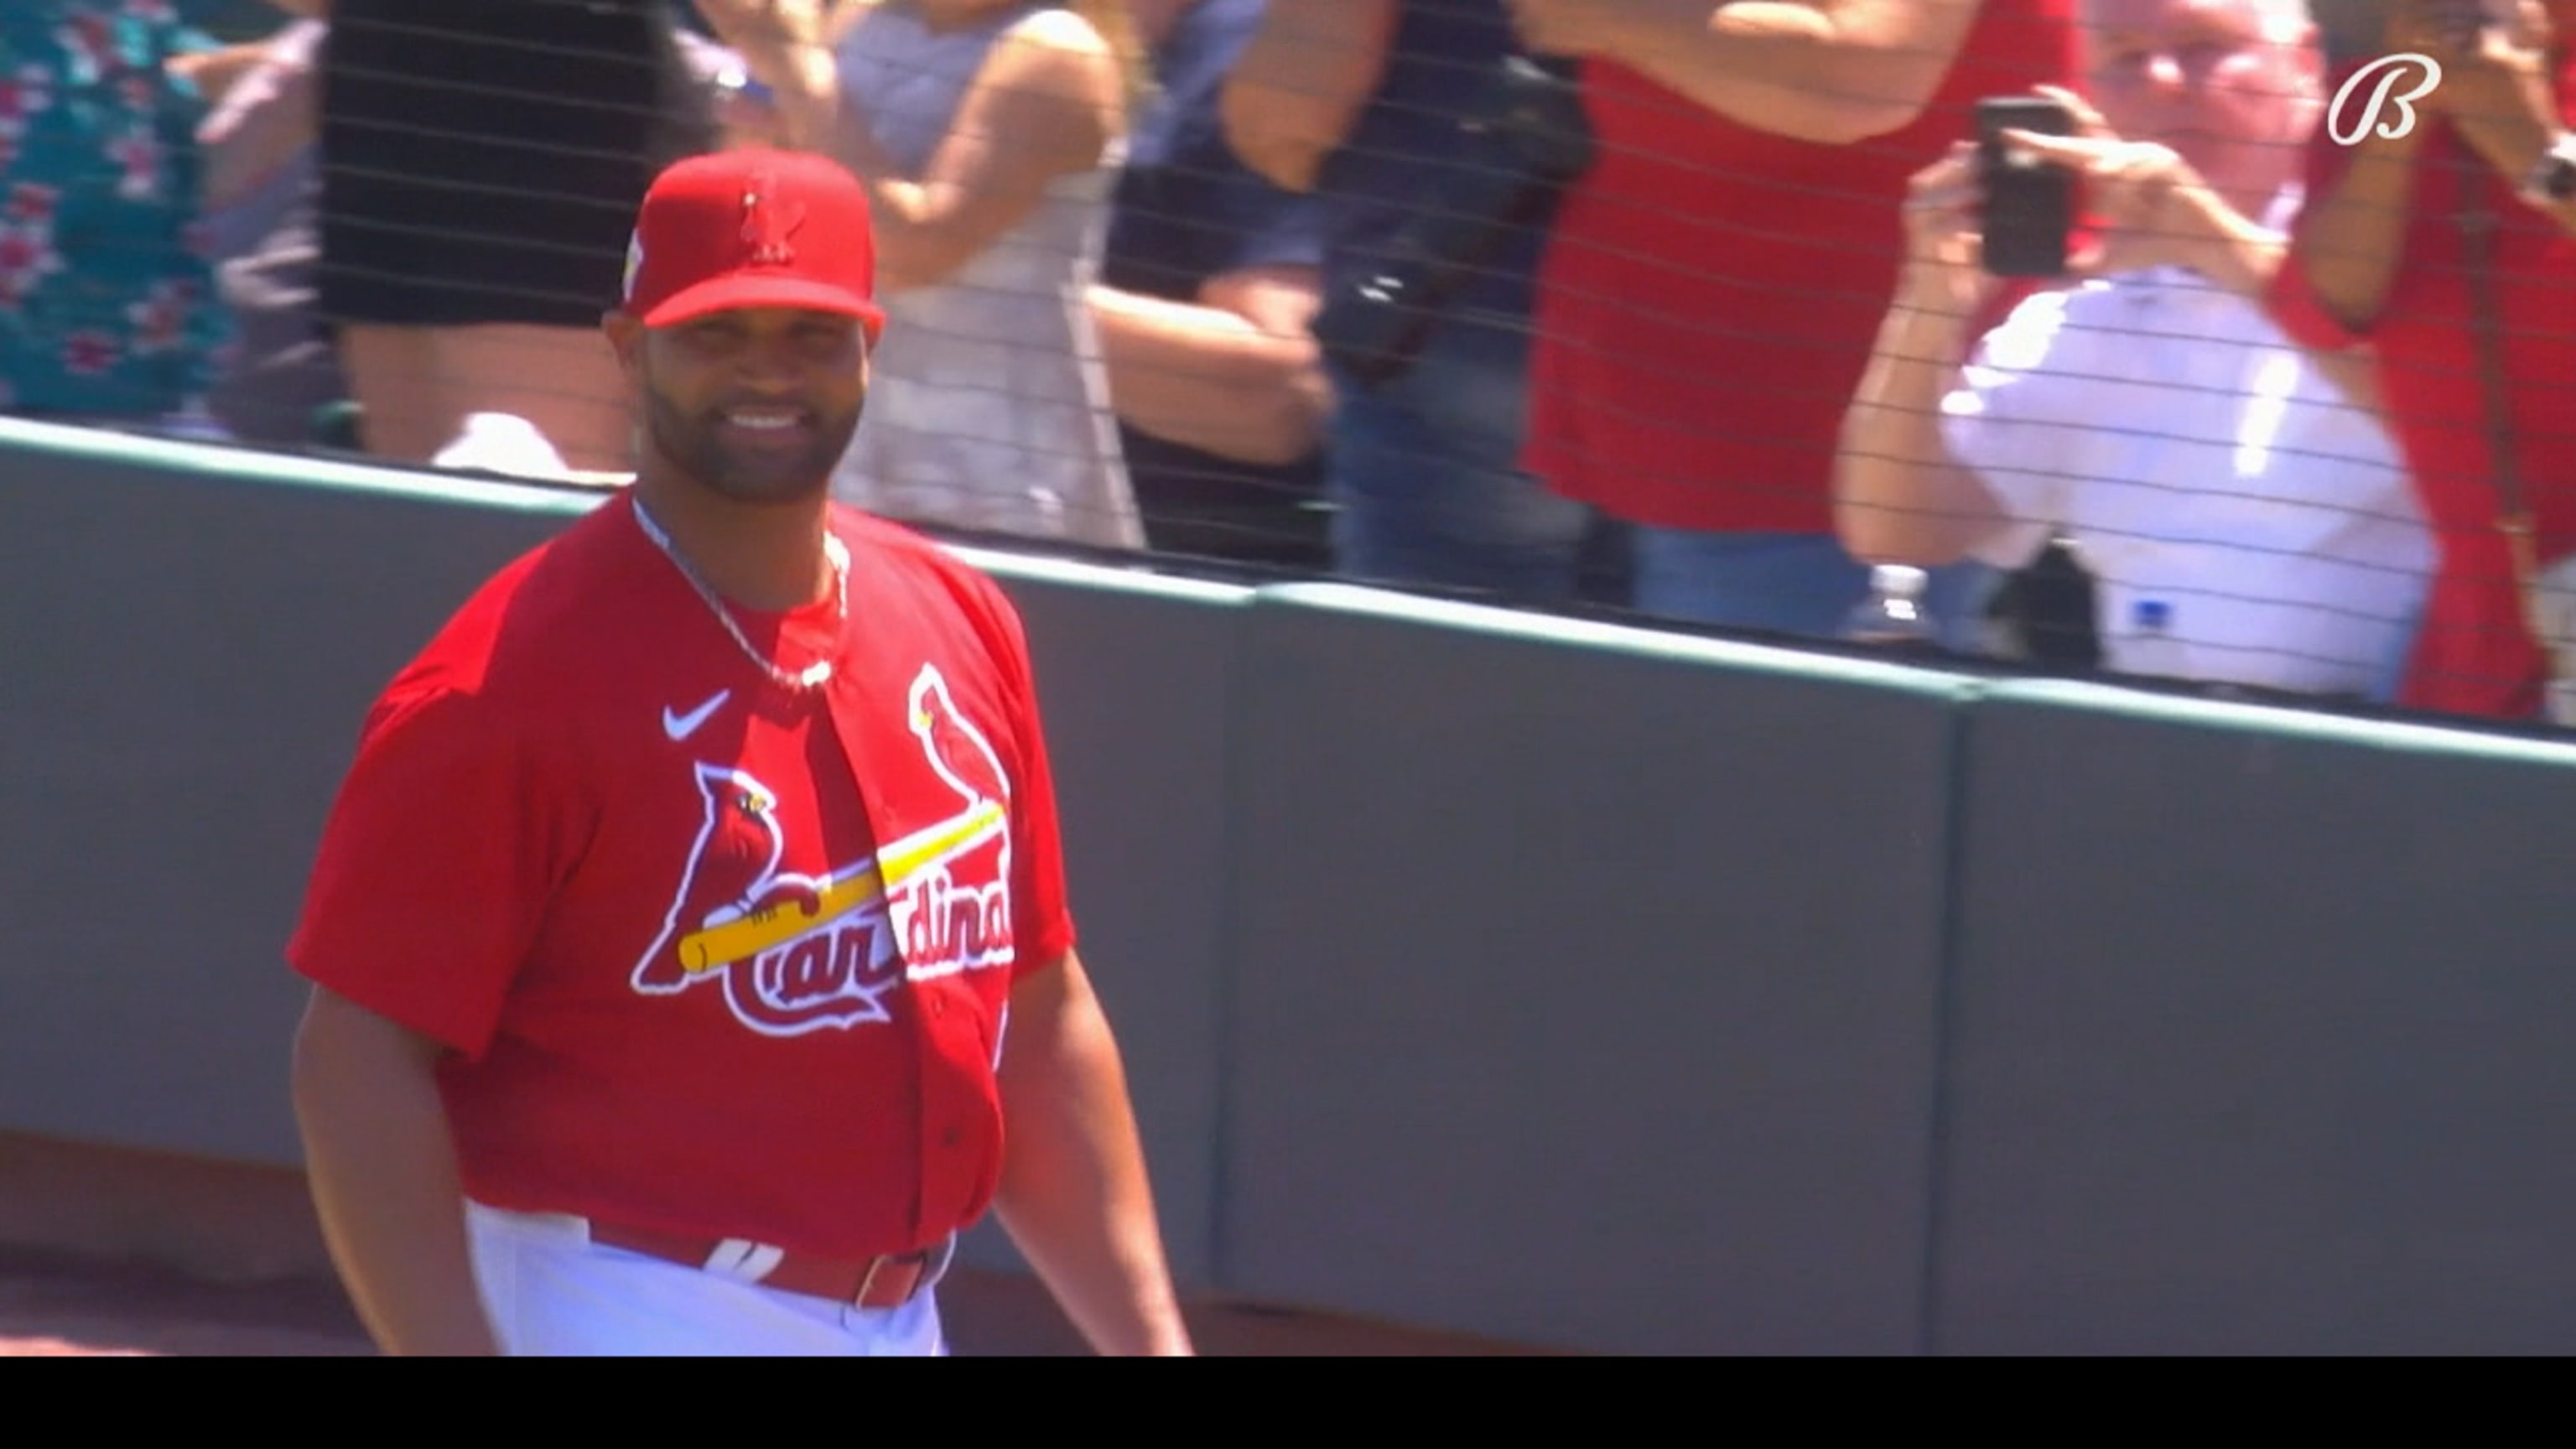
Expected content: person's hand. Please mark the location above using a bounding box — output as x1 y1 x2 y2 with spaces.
693 0 839 56
689 0 857 149
2398 0 2560 169
1992 85 2241 281
1897 140 1996 314
2384 0 2503 55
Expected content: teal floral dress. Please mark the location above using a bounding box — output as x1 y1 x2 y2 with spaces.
1 2 227 420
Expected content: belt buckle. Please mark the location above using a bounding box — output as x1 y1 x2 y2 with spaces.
854 1254 891 1308
854 1233 955 1309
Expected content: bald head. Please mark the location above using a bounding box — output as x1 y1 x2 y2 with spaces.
2080 0 2315 44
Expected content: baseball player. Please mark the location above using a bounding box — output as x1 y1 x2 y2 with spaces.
285 147 1195 1358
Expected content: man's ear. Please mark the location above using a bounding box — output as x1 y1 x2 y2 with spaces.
602 310 647 385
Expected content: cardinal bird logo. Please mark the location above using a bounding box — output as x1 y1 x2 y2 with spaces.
631 664 1017 1036
740 173 807 267
910 667 1010 808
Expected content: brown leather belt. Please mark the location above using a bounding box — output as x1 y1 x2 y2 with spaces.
585 1221 941 1310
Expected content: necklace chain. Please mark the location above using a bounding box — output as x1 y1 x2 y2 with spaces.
631 496 849 693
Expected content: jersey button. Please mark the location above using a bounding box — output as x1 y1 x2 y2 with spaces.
931 997 948 1019
941 1126 963 1149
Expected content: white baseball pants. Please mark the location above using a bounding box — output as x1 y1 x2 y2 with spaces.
465 1202 947 1358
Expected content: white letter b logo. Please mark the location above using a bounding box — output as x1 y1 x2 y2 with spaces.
2328 54 2444 147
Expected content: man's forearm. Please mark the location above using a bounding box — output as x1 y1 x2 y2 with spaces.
2212 181 2383 415
723 35 848 153
995 957 1192 1357
292 997 497 1358
2178 197 2288 302
1836 272 2007 564
1088 283 1329 464
167 42 276 107
2164 191 2397 410
2289 126 2425 334
1580 1 1980 144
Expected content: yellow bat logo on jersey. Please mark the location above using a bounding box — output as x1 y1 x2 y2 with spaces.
672 800 1005 974
628 664 1018 1038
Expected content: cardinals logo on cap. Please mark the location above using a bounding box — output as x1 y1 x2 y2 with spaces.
740 171 808 268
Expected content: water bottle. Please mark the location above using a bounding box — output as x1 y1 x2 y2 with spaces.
1844 564 1937 648
157 397 231 444
2125 598 2189 681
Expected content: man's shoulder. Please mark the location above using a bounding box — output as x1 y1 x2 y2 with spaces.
383 500 640 713
837 504 964 576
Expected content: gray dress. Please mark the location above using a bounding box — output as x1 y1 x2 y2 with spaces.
828 2 1141 551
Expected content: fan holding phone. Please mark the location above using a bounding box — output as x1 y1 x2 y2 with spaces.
1918 82 2309 295
1836 0 2436 705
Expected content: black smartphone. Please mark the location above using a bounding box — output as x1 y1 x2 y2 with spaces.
1974 96 2075 278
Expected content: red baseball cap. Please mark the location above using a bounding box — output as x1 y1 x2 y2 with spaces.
620 148 885 339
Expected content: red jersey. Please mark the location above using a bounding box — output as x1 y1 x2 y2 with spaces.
287 492 1077 1260
1522 0 2076 534
2264 57 2576 721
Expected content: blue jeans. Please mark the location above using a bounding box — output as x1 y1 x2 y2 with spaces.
1327 311 1597 606
1629 527 2001 655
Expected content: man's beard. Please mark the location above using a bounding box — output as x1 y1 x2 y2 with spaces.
641 384 863 505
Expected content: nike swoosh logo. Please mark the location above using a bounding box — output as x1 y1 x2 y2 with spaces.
662 689 732 742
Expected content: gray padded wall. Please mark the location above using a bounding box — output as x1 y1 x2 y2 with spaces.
1218 585 1968 1355
0 423 595 1162
40 421 2576 1354
1937 681 2576 1355
949 553 1244 1291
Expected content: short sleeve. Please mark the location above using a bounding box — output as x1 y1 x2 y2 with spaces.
1939 288 2094 567
970 580 1077 975
1202 154 1326 278
1104 124 1324 300
285 683 565 1058
2264 86 2380 353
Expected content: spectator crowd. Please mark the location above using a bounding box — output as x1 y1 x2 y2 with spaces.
10 0 2576 727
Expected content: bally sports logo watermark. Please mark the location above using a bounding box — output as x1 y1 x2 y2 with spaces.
2327 53 2445 145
